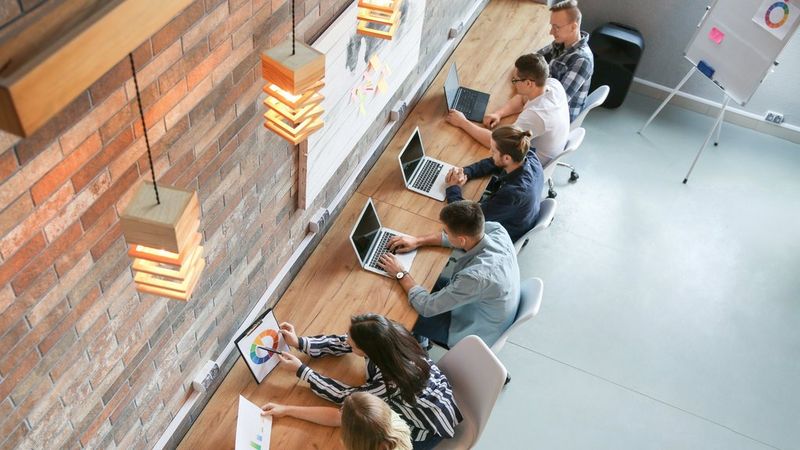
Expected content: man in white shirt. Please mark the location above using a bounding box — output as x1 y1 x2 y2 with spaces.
445 53 570 165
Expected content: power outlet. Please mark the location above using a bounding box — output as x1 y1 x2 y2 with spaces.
191 360 219 393
308 208 330 233
764 111 785 124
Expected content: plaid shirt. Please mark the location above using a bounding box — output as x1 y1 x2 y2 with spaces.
537 31 594 122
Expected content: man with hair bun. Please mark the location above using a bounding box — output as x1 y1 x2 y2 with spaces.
444 125 544 242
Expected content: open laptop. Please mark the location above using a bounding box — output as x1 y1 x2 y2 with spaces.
350 198 417 277
444 63 490 122
397 127 455 201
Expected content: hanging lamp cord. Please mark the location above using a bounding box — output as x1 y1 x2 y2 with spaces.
291 0 296 55
128 52 160 205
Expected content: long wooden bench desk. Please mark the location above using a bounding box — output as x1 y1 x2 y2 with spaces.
179 1 549 448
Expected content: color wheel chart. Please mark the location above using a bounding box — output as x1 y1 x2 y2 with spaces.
754 0 799 39
235 309 290 383
235 396 272 450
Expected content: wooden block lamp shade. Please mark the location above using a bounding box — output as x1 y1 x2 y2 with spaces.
261 40 325 145
120 182 205 301
357 0 403 40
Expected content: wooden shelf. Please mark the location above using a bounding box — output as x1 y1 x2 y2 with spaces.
0 0 193 137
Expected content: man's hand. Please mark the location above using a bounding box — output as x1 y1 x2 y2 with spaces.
445 167 467 187
276 351 302 372
445 109 470 129
483 112 501 129
378 253 406 278
279 322 299 349
261 403 289 417
387 235 419 253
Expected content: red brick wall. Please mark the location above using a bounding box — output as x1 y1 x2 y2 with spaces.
0 0 355 447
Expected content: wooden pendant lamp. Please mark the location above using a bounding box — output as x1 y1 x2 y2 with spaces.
356 0 403 40
120 54 205 301
261 0 325 145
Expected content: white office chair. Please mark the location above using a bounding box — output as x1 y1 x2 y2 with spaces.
514 199 557 255
436 336 508 450
543 127 585 198
570 85 610 130
491 278 544 385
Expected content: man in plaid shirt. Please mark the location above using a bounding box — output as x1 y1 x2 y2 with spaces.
536 0 594 122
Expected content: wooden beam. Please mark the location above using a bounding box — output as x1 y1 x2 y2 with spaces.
0 0 194 137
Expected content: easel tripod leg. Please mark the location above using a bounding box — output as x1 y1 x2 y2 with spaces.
713 110 724 146
683 97 730 184
639 68 695 135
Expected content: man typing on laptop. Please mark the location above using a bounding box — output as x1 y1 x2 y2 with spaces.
378 201 519 350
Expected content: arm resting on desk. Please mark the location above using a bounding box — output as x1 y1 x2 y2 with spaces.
298 335 352 357
408 272 481 317
263 404 342 427
445 158 501 203
297 364 387 404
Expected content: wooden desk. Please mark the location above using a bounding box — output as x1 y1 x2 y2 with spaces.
180 1 550 449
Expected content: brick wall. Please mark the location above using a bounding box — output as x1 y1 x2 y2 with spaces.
0 0 480 448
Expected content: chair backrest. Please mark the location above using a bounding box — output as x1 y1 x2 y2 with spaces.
514 199 557 254
490 278 543 353
543 127 585 182
435 336 507 450
570 85 610 130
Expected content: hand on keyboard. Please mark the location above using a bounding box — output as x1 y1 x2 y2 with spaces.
388 235 419 253
378 253 406 278
445 109 469 129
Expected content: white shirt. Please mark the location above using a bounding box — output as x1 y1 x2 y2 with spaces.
514 78 570 166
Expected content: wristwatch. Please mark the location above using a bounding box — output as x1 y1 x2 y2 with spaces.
396 271 409 280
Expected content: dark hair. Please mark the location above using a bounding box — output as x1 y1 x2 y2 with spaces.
439 201 484 238
514 53 548 87
550 0 582 24
492 125 532 162
349 314 430 404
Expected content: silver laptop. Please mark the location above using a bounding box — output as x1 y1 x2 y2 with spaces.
349 198 417 277
397 127 455 201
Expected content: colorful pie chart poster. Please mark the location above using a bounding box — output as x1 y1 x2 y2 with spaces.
753 0 799 40
235 395 272 450
235 309 290 383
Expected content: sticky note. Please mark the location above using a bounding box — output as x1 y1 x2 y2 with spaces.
708 26 725 44
377 77 389 93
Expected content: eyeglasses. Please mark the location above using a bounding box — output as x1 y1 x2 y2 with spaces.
511 78 531 84
550 22 571 32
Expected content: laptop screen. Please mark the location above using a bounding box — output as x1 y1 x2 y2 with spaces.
443 63 460 109
399 131 425 184
351 201 381 264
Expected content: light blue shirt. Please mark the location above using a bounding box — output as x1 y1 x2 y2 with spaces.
408 222 520 348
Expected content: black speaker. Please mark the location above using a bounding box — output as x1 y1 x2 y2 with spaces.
588 23 644 108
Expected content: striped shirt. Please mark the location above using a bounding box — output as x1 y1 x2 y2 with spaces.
537 31 594 122
295 334 463 442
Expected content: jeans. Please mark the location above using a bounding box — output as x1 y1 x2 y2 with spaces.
412 276 451 349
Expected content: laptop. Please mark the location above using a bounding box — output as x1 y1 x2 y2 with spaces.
349 198 417 277
443 63 490 122
397 127 455 201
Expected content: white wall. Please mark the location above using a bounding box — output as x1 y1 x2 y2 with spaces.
579 0 799 126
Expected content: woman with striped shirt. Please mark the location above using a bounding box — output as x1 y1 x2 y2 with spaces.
270 314 462 450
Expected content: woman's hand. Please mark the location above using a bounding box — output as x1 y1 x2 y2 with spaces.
276 351 303 373
279 322 299 348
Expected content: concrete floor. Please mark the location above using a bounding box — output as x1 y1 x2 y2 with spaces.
474 92 800 450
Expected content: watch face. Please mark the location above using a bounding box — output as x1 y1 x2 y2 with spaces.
396 271 404 280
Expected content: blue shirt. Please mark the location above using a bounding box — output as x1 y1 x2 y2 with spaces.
445 154 544 242
408 222 520 348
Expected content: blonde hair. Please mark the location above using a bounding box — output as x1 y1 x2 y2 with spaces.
550 0 582 25
491 125 533 162
341 392 413 450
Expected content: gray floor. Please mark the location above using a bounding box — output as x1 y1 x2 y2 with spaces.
473 92 800 450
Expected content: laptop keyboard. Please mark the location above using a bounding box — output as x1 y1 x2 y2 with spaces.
457 89 479 112
412 159 444 193
368 231 397 270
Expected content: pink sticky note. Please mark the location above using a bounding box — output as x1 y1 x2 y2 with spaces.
709 27 725 44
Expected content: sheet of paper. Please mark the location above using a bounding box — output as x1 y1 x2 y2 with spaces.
708 26 725 44
753 0 799 40
235 396 272 450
